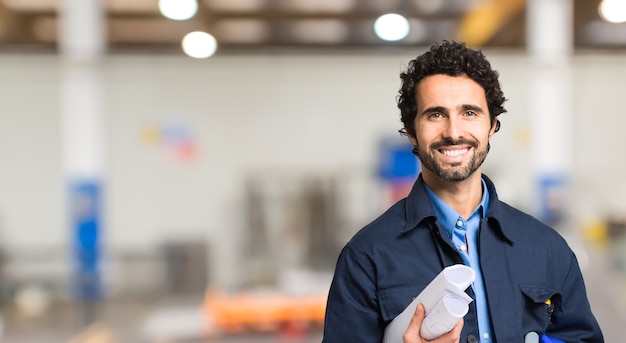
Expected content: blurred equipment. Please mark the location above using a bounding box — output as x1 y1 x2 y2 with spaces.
142 306 206 342
202 287 326 336
13 283 51 320
66 323 116 343
242 172 345 287
377 137 420 206
161 241 208 296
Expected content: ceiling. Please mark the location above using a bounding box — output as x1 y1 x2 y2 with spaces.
0 0 622 55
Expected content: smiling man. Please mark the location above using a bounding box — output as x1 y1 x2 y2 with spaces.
322 41 603 343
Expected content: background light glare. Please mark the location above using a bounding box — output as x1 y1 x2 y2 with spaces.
373 13 410 42
159 0 198 21
599 0 626 24
182 31 218 58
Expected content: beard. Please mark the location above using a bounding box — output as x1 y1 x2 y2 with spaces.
415 138 488 182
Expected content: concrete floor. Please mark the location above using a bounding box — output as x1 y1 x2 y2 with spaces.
578 242 626 343
1 234 624 343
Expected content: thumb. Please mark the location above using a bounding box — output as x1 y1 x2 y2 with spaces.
403 303 426 343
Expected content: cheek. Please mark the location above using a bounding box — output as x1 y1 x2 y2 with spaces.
414 130 436 147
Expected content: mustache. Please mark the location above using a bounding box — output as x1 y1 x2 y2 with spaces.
430 138 479 150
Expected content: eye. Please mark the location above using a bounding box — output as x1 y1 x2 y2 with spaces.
465 110 477 117
428 112 443 119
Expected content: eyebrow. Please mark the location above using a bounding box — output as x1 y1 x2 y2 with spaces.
461 104 485 113
420 104 485 116
420 106 446 116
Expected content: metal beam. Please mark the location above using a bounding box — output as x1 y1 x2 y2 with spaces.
456 0 526 47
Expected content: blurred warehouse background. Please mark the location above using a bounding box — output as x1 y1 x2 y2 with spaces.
1 0 626 342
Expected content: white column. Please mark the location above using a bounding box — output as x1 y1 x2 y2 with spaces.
58 0 107 310
59 0 106 177
527 0 573 225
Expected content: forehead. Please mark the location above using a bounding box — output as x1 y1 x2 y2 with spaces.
415 74 487 109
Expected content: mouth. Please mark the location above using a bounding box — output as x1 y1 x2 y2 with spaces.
440 147 470 157
437 146 471 162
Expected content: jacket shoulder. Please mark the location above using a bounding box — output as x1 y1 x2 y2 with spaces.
346 199 409 251
497 201 570 247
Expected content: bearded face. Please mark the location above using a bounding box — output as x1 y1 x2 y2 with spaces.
415 137 488 182
409 74 496 184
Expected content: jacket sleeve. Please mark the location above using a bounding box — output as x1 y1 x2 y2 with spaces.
323 244 385 343
545 249 604 342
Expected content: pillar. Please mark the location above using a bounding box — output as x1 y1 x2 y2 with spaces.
58 0 106 320
526 0 573 226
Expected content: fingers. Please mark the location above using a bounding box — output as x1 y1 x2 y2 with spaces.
402 303 464 343
402 303 426 343
451 318 464 336
432 318 464 343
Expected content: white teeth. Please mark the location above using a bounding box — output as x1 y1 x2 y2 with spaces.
442 149 468 157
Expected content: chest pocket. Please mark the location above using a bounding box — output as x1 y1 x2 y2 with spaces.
519 284 560 333
377 286 425 324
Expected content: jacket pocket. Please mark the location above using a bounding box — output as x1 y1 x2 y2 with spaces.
377 286 425 323
519 283 559 333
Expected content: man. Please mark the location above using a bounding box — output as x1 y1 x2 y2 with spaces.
322 41 603 342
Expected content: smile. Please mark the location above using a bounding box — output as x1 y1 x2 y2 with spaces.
439 148 470 157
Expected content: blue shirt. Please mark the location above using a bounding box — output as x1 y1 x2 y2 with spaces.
424 180 492 342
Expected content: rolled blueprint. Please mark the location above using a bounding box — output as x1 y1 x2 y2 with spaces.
383 264 476 342
524 332 539 343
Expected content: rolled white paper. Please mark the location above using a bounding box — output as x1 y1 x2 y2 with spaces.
383 264 476 343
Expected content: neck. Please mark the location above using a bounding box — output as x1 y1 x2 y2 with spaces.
422 171 483 218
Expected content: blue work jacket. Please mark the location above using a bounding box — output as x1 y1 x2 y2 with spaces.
323 174 603 343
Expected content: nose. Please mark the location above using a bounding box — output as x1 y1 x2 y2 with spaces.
443 117 464 141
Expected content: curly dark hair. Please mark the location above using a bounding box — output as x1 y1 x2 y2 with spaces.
397 40 507 138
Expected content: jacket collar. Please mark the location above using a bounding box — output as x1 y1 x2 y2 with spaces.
402 173 514 243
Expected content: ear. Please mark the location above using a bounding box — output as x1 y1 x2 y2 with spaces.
489 119 500 138
408 134 418 146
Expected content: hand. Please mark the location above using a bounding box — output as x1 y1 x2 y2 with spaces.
402 303 464 343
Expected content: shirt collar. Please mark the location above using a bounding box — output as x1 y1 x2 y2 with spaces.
423 178 490 239
402 174 514 243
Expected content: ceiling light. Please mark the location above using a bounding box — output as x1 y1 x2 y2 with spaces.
374 13 410 42
159 0 198 21
182 31 218 58
599 0 626 24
